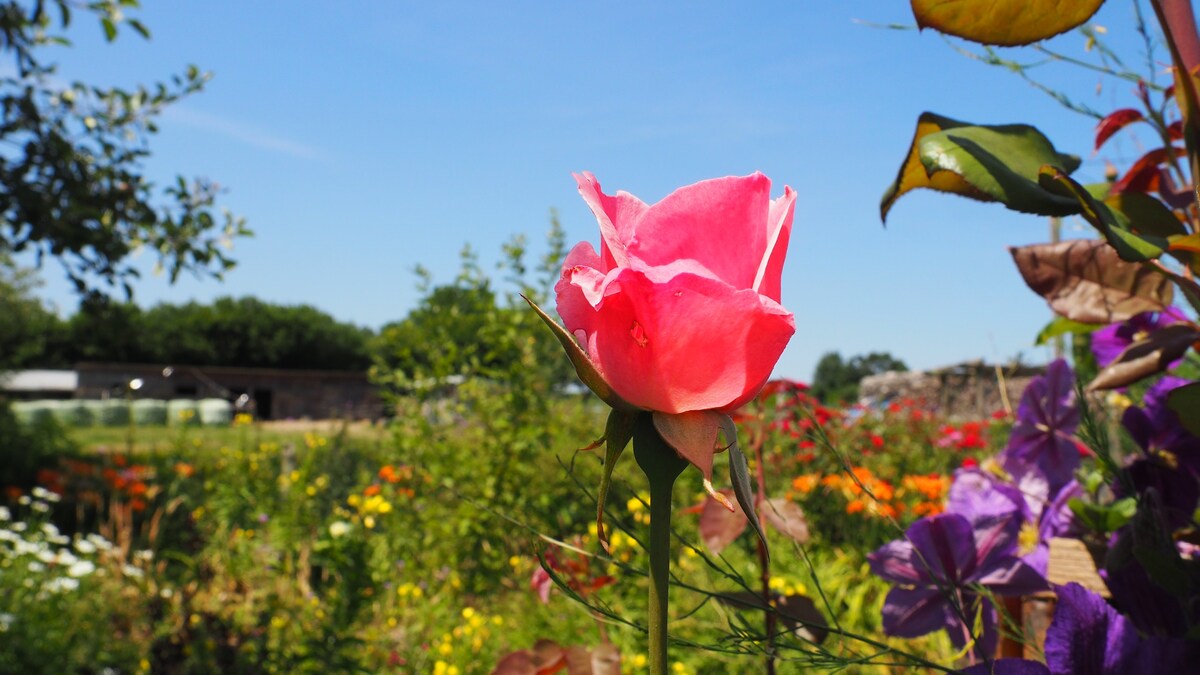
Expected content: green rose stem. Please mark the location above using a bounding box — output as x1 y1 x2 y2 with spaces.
632 413 688 675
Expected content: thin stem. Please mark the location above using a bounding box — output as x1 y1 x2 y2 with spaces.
750 422 777 675
646 469 674 675
632 413 688 675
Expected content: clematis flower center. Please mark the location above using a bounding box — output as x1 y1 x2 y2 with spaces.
630 321 648 348
1018 520 1039 556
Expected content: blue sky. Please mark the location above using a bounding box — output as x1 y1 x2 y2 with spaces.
23 2 1171 380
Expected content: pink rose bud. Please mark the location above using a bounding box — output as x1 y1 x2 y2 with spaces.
556 172 796 415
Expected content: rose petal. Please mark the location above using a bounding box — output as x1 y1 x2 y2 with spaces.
583 264 794 413
754 186 796 304
624 173 773 290
573 171 645 270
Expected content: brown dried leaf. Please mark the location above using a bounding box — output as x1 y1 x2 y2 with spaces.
699 489 747 555
1010 240 1174 324
1088 325 1200 391
759 498 810 545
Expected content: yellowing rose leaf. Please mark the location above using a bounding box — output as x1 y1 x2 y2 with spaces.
911 0 1105 47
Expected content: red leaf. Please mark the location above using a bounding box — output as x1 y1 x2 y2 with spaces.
1112 147 1187 194
1168 120 1184 141
759 498 811 544
1095 108 1144 150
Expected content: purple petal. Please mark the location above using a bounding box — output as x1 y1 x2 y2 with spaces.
961 660 1050 675
1040 480 1083 541
970 513 1023 575
1092 310 1189 369
1045 583 1139 675
947 469 1028 523
880 586 953 639
905 513 978 584
947 594 1000 662
1003 360 1081 489
975 556 1048 595
868 539 922 585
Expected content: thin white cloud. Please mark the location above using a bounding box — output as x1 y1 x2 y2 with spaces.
163 106 322 160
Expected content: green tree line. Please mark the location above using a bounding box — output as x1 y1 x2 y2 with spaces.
3 288 374 371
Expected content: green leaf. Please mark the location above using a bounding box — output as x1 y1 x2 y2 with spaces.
911 0 1104 47
1035 316 1103 346
127 19 150 39
718 415 768 560
1038 168 1167 262
1101 190 1189 238
1010 240 1175 324
881 113 1081 222
596 408 637 550
1167 383 1200 436
1068 497 1136 535
521 295 635 411
101 17 117 42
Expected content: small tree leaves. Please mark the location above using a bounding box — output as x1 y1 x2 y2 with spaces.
596 409 637 551
1010 240 1175 324
719 415 769 558
522 295 636 411
1111 147 1188 194
910 0 1104 47
1167 383 1200 436
1038 168 1168 262
699 489 747 555
758 498 810 545
1087 324 1200 391
1095 109 1145 150
881 113 1081 222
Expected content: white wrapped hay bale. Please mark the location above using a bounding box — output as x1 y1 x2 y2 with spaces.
81 400 106 424
131 399 168 426
62 400 102 427
197 398 232 426
167 399 200 427
98 400 131 427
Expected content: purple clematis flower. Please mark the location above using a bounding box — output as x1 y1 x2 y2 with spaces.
1002 359 1081 491
946 467 1082 578
1120 376 1200 529
1092 308 1189 369
1122 376 1200 457
1044 582 1196 674
868 512 1047 662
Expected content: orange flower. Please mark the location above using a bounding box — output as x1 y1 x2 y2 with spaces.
174 462 196 478
364 484 382 497
846 499 865 514
791 474 819 494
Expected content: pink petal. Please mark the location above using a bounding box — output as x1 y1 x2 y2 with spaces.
585 264 794 414
573 172 646 270
754 186 796 304
625 173 772 290
554 241 603 340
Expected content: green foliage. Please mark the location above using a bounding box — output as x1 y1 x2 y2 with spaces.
0 257 69 369
369 215 573 398
810 351 907 404
7 293 374 370
0 0 249 297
